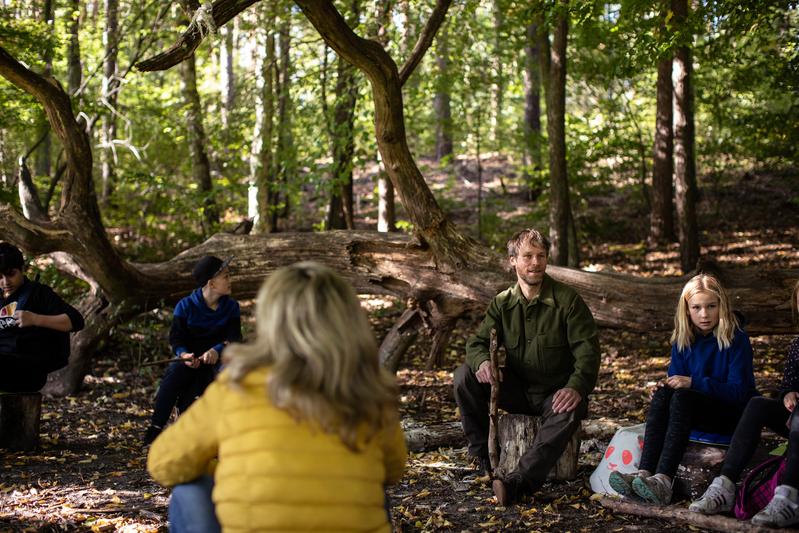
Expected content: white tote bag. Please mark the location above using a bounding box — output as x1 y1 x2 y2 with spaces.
589 423 646 495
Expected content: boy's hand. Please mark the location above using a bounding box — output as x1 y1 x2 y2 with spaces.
13 310 38 327
181 352 200 368
200 348 219 365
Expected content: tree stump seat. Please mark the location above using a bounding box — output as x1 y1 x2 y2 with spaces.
673 440 775 501
0 392 42 450
494 413 581 481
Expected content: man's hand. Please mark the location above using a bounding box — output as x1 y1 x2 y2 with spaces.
785 391 798 412
552 387 581 414
476 360 502 386
200 348 219 365
180 352 200 369
664 375 691 389
13 310 38 327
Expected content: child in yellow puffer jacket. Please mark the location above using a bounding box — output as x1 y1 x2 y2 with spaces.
147 262 407 533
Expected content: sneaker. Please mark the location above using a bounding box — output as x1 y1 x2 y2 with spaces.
142 424 162 447
493 473 526 506
632 473 673 505
751 485 799 528
689 475 735 515
609 471 646 499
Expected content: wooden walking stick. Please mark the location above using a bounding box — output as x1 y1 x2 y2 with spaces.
487 328 502 476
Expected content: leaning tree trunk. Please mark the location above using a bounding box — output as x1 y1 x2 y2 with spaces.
673 0 699 273
180 54 219 233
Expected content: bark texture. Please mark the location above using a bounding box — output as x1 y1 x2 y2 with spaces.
650 51 675 244
0 393 41 450
538 6 576 267
494 414 580 481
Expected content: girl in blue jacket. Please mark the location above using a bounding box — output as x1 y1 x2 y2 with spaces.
610 273 757 505
690 280 799 528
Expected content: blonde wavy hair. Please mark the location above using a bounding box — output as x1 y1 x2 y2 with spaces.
225 262 399 450
671 274 738 351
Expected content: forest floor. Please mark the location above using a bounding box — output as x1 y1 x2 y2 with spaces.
1 159 798 532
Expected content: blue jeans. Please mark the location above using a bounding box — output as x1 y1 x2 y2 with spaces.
168 475 220 533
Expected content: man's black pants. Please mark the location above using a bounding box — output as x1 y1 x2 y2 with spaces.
0 352 50 392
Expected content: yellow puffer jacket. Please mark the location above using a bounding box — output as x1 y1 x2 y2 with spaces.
147 367 407 532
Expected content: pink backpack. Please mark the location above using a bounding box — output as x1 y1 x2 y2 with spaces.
734 455 787 520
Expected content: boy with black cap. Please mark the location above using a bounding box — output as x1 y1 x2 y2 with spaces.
143 255 242 445
0 242 85 392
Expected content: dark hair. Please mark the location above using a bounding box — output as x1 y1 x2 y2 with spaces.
506 228 550 258
0 243 24 274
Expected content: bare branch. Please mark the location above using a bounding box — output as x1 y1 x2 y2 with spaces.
0 46 93 211
0 204 73 256
398 0 452 86
136 0 261 71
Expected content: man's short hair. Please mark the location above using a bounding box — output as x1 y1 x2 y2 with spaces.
507 229 550 258
0 242 24 274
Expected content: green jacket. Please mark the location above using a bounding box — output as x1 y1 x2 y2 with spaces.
465 274 601 404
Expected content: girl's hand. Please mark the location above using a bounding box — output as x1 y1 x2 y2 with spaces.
665 375 692 389
784 391 798 412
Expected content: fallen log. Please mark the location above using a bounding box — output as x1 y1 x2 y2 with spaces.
403 420 464 452
599 496 781 533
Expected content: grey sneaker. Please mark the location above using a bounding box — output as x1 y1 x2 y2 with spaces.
609 471 644 499
751 485 799 528
689 475 735 515
632 474 673 505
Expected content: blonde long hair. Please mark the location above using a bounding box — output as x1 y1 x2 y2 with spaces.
671 274 739 351
225 262 399 450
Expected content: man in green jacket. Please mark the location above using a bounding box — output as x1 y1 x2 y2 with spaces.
454 228 600 505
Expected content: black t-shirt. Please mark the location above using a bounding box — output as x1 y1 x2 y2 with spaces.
0 278 85 371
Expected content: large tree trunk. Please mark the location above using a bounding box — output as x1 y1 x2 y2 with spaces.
249 15 277 234
274 8 294 225
180 54 219 233
539 5 575 267
522 21 543 200
35 0 55 181
100 0 119 204
433 23 453 162
67 0 82 96
650 50 675 244
491 1 504 153
327 0 359 230
673 0 700 273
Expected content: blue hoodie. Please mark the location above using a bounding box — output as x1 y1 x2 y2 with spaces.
168 288 242 358
668 327 757 408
